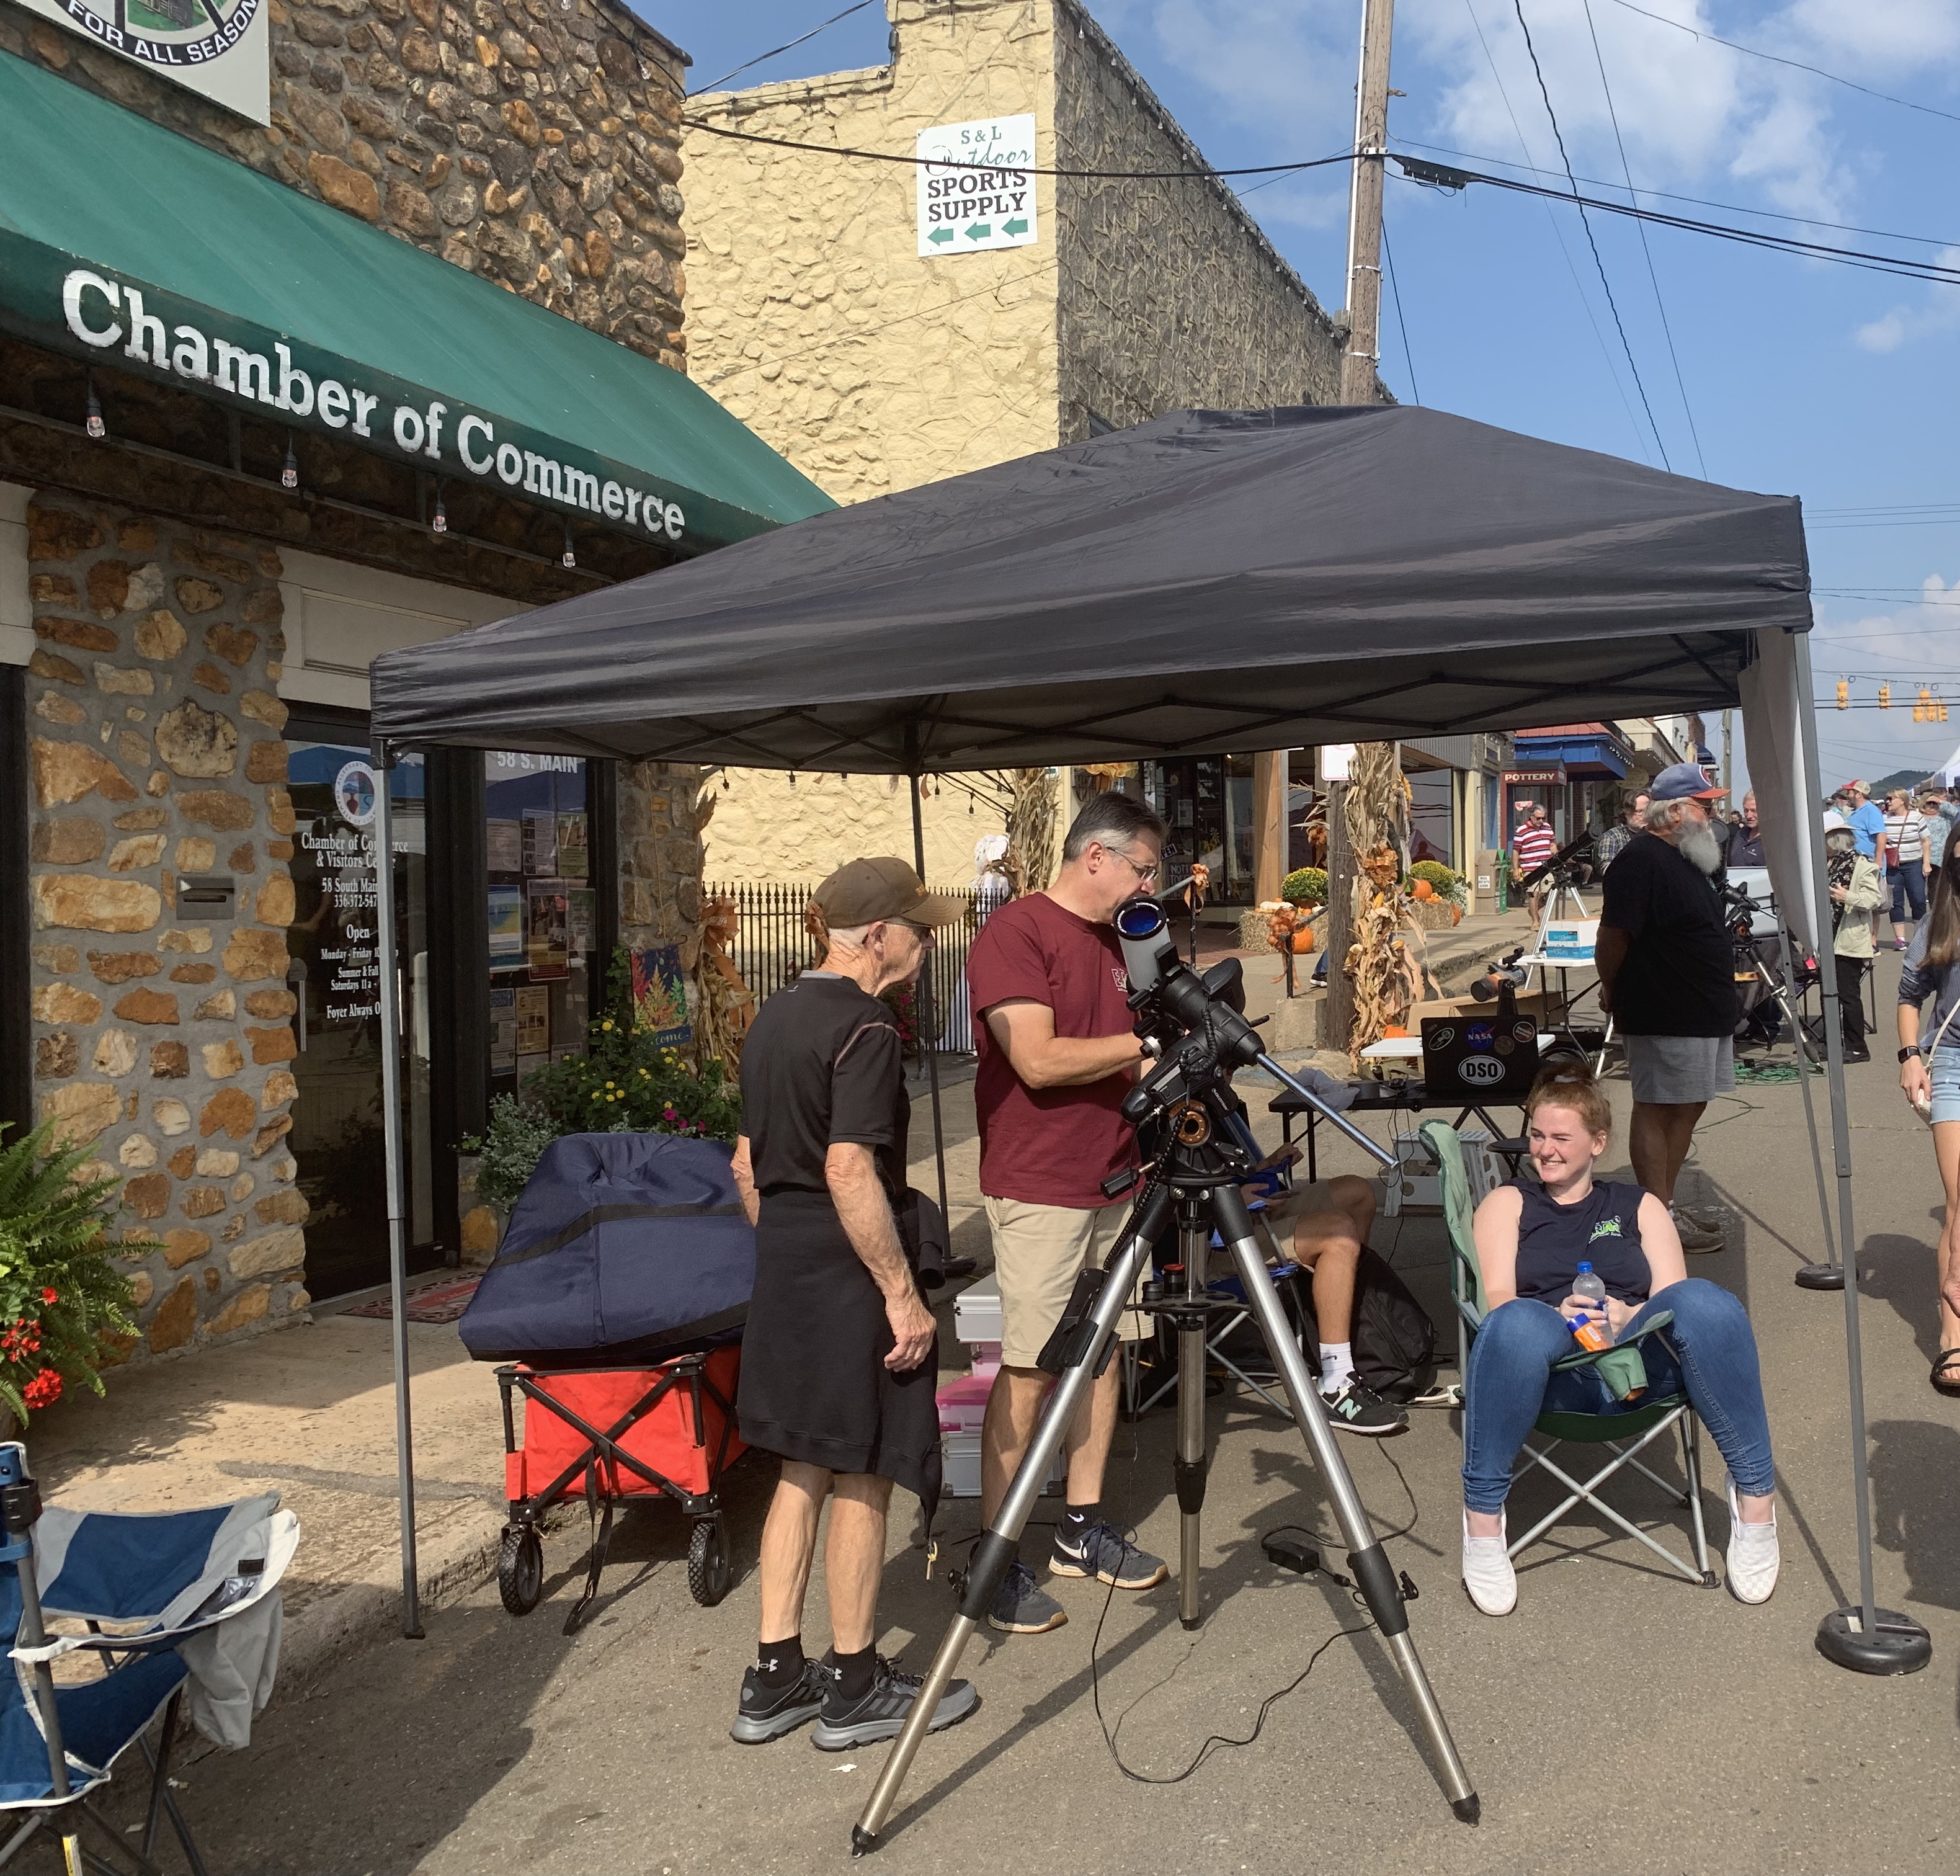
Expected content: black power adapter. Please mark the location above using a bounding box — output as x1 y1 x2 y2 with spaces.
1261 1532 1320 1577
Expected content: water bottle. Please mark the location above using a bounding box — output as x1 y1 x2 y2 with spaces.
1573 1261 1607 1308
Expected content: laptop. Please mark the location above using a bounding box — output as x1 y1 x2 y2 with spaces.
1420 1014 1541 1100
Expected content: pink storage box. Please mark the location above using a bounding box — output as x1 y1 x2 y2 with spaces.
936 1371 993 1434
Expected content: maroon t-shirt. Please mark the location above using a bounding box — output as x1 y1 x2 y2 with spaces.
966 892 1138 1208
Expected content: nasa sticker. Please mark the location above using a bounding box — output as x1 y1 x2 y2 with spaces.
334 760 379 829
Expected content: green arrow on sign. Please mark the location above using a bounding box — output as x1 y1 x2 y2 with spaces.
1003 217 1029 235
928 226 955 245
965 222 992 240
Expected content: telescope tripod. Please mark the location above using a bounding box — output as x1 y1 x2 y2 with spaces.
850 1165 1479 1854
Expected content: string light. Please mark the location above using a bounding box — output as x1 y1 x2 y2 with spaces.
281 436 299 490
84 373 105 440
430 483 448 535
561 522 576 570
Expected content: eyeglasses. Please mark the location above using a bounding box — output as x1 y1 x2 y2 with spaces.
1100 844 1160 885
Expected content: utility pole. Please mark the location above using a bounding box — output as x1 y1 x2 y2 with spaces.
1322 0 1395 1051
1722 708 1734 792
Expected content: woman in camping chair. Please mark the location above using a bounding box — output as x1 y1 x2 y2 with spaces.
1460 1062 1778 1616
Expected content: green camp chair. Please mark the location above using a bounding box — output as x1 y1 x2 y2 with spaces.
1421 1119 1716 1587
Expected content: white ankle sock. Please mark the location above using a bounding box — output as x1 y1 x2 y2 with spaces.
1318 1342 1354 1394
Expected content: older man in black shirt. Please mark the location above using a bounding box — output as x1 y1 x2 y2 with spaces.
1595 764 1736 1254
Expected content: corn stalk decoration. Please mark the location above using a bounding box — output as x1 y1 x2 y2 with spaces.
686 777 758 1070
1340 744 1433 1055
1002 767 1057 897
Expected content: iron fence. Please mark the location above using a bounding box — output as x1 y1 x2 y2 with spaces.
707 880 1000 1054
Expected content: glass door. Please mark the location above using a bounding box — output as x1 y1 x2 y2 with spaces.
285 721 438 1299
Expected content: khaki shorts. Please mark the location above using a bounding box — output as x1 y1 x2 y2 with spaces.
984 1197 1151 1368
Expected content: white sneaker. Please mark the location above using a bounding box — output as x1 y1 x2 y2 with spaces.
1461 1511 1517 1616
1726 1482 1780 1605
1670 1205 1725 1254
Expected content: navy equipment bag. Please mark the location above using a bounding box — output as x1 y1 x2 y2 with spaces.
458 1133 755 1368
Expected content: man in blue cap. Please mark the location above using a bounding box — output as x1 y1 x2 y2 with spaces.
1593 762 1736 1254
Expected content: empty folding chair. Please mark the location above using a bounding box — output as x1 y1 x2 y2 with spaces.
0 1442 299 1875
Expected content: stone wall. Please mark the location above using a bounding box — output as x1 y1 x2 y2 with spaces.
0 0 690 368
25 495 307 1355
1049 0 1349 439
698 772 990 888
617 759 706 949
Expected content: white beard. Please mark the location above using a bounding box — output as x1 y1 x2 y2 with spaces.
1678 819 1724 876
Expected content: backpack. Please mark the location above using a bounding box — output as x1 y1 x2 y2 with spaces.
1286 1246 1438 1403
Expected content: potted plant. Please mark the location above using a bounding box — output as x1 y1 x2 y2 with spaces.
0 1125 143 1422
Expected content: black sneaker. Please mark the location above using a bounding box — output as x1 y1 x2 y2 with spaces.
1049 1522 1168 1590
988 1560 1067 1634
1320 1377 1408 1436
729 1657 831 1744
809 1656 979 1751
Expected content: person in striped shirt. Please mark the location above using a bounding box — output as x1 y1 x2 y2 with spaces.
1885 788 1932 949
1512 804 1558 921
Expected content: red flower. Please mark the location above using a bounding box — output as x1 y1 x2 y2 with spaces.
22 1369 61 1411
39 1289 56 1307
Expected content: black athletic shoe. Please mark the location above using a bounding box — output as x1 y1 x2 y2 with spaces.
729 1658 831 1744
809 1656 979 1752
1320 1377 1408 1436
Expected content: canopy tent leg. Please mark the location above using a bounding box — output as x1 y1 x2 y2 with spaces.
910 773 952 1230
1792 652 1928 1674
1773 906 1841 1288
373 746 425 1642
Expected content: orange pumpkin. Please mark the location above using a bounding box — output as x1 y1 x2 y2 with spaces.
1383 1024 1410 1038
1450 903 1464 925
1290 927 1317 955
1410 878 1436 902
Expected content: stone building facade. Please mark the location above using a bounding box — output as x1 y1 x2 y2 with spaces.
681 0 1356 887
1 0 825 1353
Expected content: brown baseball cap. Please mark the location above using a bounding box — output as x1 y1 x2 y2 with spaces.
814 857 966 929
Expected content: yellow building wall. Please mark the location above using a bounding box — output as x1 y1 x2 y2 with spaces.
682 0 1060 882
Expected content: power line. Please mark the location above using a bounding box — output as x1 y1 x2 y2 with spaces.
682 117 1358 182
689 0 881 95
1461 0 1652 460
1392 136 1960 249
1510 0 1672 468
1601 0 1960 130
1381 216 1420 405
1396 157 1960 286
1582 0 1706 478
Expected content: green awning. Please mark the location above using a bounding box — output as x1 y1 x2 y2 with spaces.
0 50 833 551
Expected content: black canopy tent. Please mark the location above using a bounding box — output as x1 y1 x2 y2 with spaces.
367 404 1920 1679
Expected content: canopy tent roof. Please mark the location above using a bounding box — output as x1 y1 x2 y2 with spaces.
369 404 1811 769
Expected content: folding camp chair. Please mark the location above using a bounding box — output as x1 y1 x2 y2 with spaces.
1421 1120 1716 1587
0 1442 300 1875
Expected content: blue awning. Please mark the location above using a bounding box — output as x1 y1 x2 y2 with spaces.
1513 730 1629 780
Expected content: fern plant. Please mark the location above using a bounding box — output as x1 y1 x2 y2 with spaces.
0 1124 144 1421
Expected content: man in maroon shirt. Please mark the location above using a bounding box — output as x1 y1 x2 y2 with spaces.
966 792 1169 1634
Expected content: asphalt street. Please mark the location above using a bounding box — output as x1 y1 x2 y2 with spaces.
186 953 1960 1875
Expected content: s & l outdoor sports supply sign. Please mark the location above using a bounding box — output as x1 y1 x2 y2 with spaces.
916 114 1038 258
13 0 270 124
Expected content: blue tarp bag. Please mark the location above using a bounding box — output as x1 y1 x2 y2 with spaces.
458 1133 755 1368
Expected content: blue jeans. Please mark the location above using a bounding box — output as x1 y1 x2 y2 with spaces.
1461 1279 1775 1512
1892 865 1927 924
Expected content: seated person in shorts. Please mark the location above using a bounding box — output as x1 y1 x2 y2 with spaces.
1458 1062 1778 1617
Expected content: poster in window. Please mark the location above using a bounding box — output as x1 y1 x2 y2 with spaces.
522 808 558 877
487 886 525 967
527 884 569 979
515 984 550 1056
631 945 693 1048
568 887 597 961
557 812 589 880
486 819 523 874
489 986 518 1073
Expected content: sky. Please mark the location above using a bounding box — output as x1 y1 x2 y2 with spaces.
646 0 1960 791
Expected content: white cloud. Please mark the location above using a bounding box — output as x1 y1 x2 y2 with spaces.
1851 246 1960 352
1781 0 1960 75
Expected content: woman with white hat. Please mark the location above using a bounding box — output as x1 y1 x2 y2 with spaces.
1823 810 1883 1064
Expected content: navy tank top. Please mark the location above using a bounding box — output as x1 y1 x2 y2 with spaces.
1512 1179 1650 1305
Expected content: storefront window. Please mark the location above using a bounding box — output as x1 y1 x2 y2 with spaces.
1408 767 1456 869
485 752 595 1102
1144 757 1253 904
285 726 436 1299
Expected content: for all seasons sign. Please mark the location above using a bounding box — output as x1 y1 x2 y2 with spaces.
915 114 1038 258
14 0 269 123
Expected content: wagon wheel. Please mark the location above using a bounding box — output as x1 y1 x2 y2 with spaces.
498 1524 544 1616
687 1517 732 1607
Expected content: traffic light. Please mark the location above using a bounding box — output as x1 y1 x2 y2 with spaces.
1879 682 1891 710
1836 677 1849 710
1921 686 1935 722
